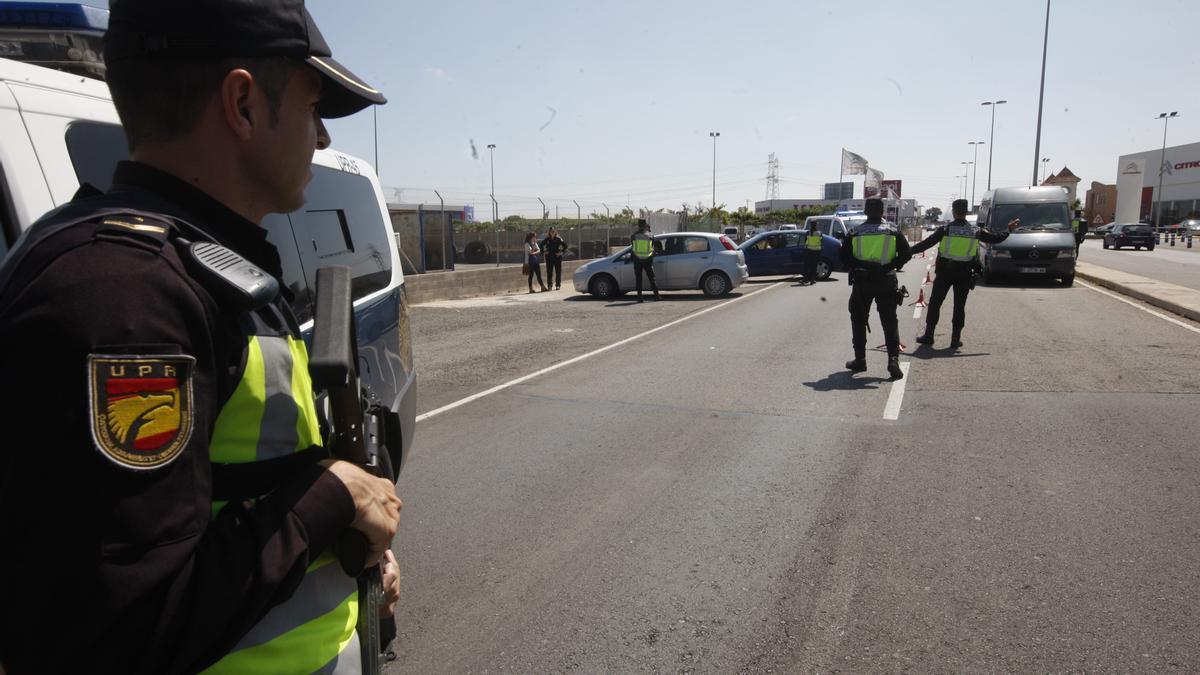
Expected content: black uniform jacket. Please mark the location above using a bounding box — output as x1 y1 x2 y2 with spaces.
0 162 354 674
539 235 569 259
910 220 1010 273
838 221 913 274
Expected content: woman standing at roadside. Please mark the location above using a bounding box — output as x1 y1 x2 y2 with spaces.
525 231 548 293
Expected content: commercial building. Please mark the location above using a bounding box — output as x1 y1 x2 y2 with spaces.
1083 182 1116 225
1114 141 1200 225
1040 167 1081 204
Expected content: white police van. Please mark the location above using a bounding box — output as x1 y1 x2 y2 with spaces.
0 3 416 475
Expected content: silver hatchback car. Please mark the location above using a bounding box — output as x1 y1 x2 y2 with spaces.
573 232 749 299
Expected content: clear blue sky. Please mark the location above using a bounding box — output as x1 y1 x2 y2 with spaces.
68 0 1200 218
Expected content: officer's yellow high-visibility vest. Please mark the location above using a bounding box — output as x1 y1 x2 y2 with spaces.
632 234 654 258
805 233 822 251
938 223 980 262
851 226 897 264
203 307 360 675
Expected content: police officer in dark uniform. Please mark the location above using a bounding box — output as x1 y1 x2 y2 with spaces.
539 226 569 290
0 2 402 672
840 198 911 379
911 199 1019 349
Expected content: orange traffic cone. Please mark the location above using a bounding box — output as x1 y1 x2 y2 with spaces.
924 269 932 284
877 341 908 351
908 287 927 307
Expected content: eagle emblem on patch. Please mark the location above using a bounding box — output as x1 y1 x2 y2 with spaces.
88 355 196 470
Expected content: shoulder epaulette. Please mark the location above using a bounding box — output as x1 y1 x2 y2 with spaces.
93 213 174 249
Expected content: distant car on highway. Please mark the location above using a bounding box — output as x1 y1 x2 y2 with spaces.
1175 219 1200 236
573 232 749 299
1089 223 1115 238
1103 223 1155 250
738 230 840 280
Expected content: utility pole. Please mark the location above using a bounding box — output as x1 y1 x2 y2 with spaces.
709 131 720 210
968 141 985 211
1155 112 1180 230
981 100 1007 191
1032 0 1051 187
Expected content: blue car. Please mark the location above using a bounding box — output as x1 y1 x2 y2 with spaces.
738 230 842 280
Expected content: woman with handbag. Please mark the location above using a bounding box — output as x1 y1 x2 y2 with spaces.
524 231 548 293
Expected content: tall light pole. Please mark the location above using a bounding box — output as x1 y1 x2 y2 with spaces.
1032 0 1051 187
955 175 965 199
1040 157 1050 184
487 143 497 266
960 161 973 200
1155 112 1180 230
968 141 985 210
709 131 720 211
981 100 1007 191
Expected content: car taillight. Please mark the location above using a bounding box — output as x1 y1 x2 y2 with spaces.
719 236 736 251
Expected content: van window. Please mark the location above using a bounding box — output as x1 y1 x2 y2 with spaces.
290 165 393 306
994 203 1070 231
64 122 127 192
261 213 316 322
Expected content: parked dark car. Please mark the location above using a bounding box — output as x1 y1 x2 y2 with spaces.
738 230 841 280
1103 223 1155 250
1089 223 1115 238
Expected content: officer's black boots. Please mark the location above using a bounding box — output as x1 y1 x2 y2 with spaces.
887 356 904 380
845 357 867 373
949 330 963 349
915 331 934 345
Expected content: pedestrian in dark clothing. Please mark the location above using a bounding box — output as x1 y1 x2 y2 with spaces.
840 198 912 379
630 219 660 302
803 221 823 285
525 231 548 293
910 199 1019 348
540 226 569 290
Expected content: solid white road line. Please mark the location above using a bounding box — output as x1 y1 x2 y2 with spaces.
882 361 911 421
1078 280 1200 336
416 281 786 423
913 306 923 320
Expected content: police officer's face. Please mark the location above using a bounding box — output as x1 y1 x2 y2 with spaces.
250 66 331 213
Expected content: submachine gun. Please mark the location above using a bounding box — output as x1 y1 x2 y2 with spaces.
309 265 398 673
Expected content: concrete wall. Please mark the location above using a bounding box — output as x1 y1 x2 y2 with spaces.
404 260 589 305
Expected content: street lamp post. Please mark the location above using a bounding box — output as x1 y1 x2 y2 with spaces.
981 100 1007 191
1040 157 1050 184
709 131 720 211
968 141 985 210
1032 0 1051 187
487 143 497 266
1154 112 1180 230
960 161 973 200
955 175 965 199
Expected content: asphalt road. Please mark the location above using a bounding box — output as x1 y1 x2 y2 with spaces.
390 259 1200 672
1080 238 1200 290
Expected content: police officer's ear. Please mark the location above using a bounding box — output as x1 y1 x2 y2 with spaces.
220 68 260 141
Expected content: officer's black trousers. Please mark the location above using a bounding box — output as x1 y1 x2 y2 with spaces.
849 272 900 357
803 249 819 282
545 256 562 287
633 257 658 296
924 267 971 333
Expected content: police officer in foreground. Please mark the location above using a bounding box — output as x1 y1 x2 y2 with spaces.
631 219 661 302
802 220 823 285
840 198 911 380
0 1 403 672
911 199 1019 349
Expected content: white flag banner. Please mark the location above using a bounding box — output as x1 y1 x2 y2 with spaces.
864 167 884 198
841 148 868 176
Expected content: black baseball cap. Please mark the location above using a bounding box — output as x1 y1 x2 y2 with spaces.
103 0 386 119
952 199 969 211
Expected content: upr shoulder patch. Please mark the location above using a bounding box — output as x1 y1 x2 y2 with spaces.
88 354 196 470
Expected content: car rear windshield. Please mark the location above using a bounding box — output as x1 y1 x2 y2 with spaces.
1124 225 1152 234
994 203 1070 231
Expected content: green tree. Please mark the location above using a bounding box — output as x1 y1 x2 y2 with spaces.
924 207 942 223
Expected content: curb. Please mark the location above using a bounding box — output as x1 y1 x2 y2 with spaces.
1075 270 1200 324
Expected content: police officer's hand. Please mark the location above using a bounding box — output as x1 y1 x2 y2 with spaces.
321 460 403 566
1007 218 1020 231
379 549 401 618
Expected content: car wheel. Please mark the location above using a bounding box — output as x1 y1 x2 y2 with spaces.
816 258 833 281
1148 244 1155 251
1061 273 1075 287
588 274 619 299
700 271 731 297
1102 240 1109 249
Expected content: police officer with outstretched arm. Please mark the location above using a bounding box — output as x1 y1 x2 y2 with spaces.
0 1 402 672
840 198 911 380
630 219 661 302
910 199 1019 349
